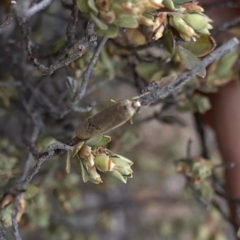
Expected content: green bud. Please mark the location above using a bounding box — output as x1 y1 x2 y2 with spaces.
169 16 196 40
78 145 95 168
107 170 127 184
182 13 211 33
95 154 115 172
76 158 89 183
162 0 176 10
111 154 133 166
88 166 103 184
115 165 133 176
72 141 84 157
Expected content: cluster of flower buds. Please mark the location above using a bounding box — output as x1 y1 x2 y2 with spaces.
176 157 213 184
77 0 212 44
0 179 38 227
67 135 134 184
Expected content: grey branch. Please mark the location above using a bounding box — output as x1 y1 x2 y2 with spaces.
59 37 108 117
24 20 97 75
0 12 15 34
17 0 54 18
0 221 6 240
11 195 22 240
139 37 240 106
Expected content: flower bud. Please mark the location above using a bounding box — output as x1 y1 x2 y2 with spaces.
182 13 212 34
169 16 196 40
78 145 95 167
88 166 103 184
107 170 127 184
95 154 115 172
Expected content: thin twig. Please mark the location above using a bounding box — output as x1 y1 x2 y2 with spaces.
59 37 108 117
212 16 240 35
0 221 6 240
0 12 15 34
17 18 96 75
74 37 108 102
23 0 54 18
0 81 22 87
203 1 239 11
139 38 240 105
66 0 78 44
85 78 112 96
193 113 209 159
11 195 22 240
24 140 78 184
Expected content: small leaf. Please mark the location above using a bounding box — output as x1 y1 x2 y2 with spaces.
162 30 175 53
177 46 206 78
126 28 146 45
172 0 193 4
85 135 103 147
215 49 238 79
95 24 119 38
180 35 216 57
97 135 111 146
135 62 159 80
87 0 98 14
114 15 138 28
76 158 89 183
72 141 84 157
25 184 39 200
150 70 164 81
90 13 108 30
161 115 186 126
76 0 91 13
65 150 71 174
107 170 127 184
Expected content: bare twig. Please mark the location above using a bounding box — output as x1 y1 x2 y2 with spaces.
85 78 112 96
0 81 22 87
66 0 78 44
212 16 240 35
0 221 6 240
73 37 108 102
18 0 55 18
24 139 79 184
203 1 239 11
28 20 97 75
139 38 240 105
0 12 15 34
59 37 108 117
193 113 209 159
11 195 22 240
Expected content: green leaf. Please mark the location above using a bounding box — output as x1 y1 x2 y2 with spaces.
135 62 159 80
115 15 138 28
107 170 127 184
76 158 89 183
162 30 175 53
177 46 206 78
161 115 186 126
215 49 238 79
172 0 193 4
90 13 108 30
95 24 119 38
76 0 91 13
65 150 71 174
87 0 98 14
25 184 39 200
97 135 111 146
180 35 216 57
85 135 103 146
72 141 84 157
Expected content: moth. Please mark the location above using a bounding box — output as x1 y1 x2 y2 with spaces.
76 99 141 140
